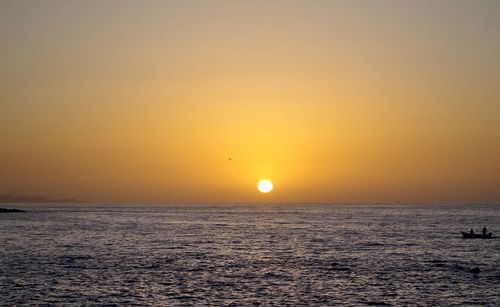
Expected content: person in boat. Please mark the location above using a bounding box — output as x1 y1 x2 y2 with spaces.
470 229 474 234
482 226 487 236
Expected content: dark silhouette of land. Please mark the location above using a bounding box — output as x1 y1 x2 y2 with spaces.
0 208 26 213
0 194 77 203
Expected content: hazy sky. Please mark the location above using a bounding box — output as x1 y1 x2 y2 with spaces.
1 0 499 202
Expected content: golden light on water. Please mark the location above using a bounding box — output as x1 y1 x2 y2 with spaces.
258 179 273 193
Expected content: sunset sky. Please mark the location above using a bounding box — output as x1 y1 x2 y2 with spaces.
1 0 499 203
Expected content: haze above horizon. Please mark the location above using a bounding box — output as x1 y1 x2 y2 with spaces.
1 0 499 203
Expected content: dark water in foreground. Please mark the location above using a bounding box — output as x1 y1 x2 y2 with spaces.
1 203 499 306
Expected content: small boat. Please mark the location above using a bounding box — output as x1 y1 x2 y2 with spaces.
461 231 492 239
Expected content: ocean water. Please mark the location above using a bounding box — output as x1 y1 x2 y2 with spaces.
1 203 499 306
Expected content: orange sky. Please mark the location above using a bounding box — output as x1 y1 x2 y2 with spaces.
1 1 499 203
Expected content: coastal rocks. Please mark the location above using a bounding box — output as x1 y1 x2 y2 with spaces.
0 208 26 213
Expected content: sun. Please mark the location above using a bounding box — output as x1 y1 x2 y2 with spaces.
257 179 273 193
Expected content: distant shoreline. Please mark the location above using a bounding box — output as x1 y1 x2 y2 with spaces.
0 195 78 203
0 208 26 213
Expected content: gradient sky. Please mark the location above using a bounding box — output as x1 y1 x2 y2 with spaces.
1 0 499 203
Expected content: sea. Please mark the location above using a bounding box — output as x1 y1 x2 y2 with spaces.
1 203 499 306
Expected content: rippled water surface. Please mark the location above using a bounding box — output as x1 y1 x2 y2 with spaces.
1 203 499 305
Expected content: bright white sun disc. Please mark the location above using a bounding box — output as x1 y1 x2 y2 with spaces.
258 179 273 193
